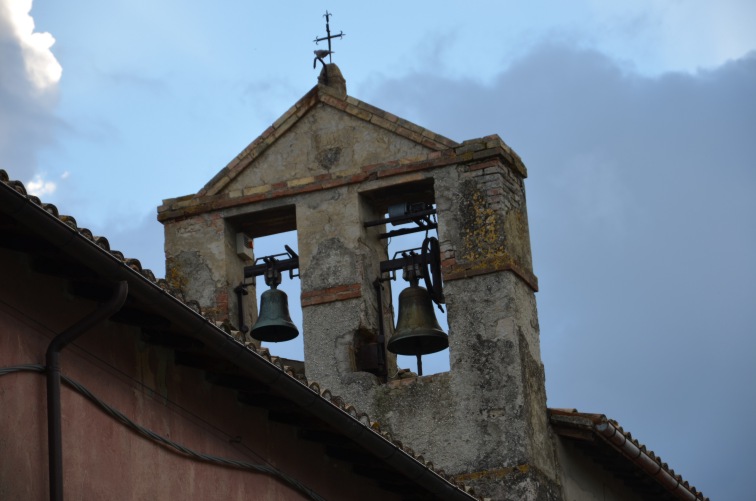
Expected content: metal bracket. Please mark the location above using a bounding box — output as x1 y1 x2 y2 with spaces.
378 237 445 309
236 245 300 333
243 245 299 281
364 203 437 240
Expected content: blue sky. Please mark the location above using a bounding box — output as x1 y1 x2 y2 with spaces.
2 1 755 498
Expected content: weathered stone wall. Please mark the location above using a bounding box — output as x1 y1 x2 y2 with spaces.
164 212 249 327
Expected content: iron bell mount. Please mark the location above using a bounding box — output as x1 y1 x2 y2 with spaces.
250 266 299 342
235 245 300 342
364 202 448 377
386 250 448 376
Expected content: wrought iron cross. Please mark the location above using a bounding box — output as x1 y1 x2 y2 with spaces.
313 11 344 64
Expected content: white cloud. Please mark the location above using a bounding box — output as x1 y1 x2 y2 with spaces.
26 173 56 196
661 0 756 70
596 0 756 72
0 0 62 180
2 0 61 92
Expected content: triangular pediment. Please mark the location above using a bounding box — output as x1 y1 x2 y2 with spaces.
198 66 458 198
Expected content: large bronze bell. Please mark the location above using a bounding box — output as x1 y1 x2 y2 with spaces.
250 286 299 342
388 284 448 356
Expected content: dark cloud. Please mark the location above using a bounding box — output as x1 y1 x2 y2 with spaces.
0 4 60 181
365 44 756 499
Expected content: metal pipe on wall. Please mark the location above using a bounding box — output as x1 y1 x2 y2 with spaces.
46 281 128 501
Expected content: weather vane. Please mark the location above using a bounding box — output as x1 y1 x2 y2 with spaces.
313 11 345 70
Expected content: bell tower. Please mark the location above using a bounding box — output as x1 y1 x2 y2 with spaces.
158 65 561 500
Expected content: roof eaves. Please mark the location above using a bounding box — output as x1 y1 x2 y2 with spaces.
0 169 480 501
549 408 708 501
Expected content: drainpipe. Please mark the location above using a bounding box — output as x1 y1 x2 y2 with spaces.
46 281 128 501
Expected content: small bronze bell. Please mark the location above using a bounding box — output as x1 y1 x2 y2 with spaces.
250 285 299 342
388 284 448 357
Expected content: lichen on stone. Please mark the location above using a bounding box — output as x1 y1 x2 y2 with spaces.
458 180 507 264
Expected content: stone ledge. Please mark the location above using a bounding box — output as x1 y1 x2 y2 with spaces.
387 371 450 388
443 258 539 292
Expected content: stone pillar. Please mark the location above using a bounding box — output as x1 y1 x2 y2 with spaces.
163 212 251 330
432 148 560 499
296 185 390 389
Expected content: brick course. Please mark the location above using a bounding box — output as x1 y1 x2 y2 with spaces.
301 283 362 307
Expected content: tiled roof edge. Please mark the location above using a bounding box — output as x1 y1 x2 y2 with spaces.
0 168 480 501
549 408 708 501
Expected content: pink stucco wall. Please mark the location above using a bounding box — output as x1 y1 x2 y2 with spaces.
0 248 401 500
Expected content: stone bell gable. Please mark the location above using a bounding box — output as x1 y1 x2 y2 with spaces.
158 64 557 500
196 65 457 201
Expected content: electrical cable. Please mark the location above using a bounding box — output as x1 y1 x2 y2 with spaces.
1 297 288 473
0 364 326 501
0 296 279 468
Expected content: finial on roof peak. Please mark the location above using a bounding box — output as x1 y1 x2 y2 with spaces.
313 11 344 69
313 12 346 93
318 64 346 98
